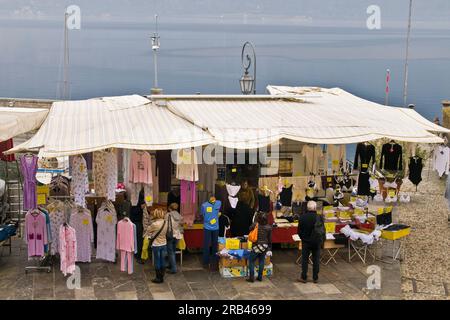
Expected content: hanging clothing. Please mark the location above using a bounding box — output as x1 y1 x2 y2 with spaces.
198 163 218 201
357 172 371 196
380 143 403 171
156 150 172 192
25 210 48 257
279 185 293 206
151 154 159 203
130 183 153 207
354 143 376 172
226 183 240 209
301 145 323 175
257 192 271 213
20 154 38 211
59 224 77 276
433 145 450 177
95 206 118 262
445 175 450 210
71 155 89 208
408 157 423 187
180 180 197 226
93 150 117 199
70 208 94 263
327 145 346 173
117 218 137 274
176 149 199 182
227 202 254 237
0 139 15 162
47 202 66 255
129 150 152 184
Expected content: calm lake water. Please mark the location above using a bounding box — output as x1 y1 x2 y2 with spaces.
1 19 449 121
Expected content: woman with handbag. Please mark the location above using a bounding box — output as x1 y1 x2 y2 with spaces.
145 208 168 283
247 212 272 283
166 203 183 274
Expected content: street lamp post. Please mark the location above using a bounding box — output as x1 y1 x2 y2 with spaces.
240 41 256 95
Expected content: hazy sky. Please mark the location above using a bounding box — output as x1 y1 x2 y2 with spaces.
1 0 450 27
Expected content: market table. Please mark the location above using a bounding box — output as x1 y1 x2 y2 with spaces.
183 224 298 249
292 234 345 265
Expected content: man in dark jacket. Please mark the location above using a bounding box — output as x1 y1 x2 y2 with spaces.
297 201 324 283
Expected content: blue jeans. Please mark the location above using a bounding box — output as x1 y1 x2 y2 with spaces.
248 250 265 279
202 229 219 265
166 238 178 272
152 245 167 270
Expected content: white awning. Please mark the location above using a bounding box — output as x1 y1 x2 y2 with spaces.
7 95 214 157
165 87 447 149
0 107 49 141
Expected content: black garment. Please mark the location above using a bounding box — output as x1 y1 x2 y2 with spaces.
301 244 320 281
321 176 336 189
218 214 230 237
167 190 181 210
292 201 305 218
357 171 371 196
354 143 376 172
297 211 319 244
279 185 293 206
156 150 172 192
380 143 403 171
130 189 145 258
214 183 229 212
408 156 423 187
249 223 272 250
257 193 271 213
227 202 254 237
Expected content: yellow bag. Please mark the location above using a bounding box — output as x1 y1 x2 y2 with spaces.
248 223 259 243
177 237 186 251
141 237 149 261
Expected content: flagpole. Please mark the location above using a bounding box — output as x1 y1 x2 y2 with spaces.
385 68 390 106
403 0 413 107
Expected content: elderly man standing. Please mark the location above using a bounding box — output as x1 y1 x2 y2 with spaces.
297 201 325 283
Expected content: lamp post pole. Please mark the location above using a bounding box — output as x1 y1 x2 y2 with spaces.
240 41 256 94
403 0 413 107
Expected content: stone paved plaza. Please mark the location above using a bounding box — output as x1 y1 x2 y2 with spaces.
0 239 401 300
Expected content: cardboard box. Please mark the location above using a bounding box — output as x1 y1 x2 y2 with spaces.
219 257 247 268
252 263 274 277
381 227 410 240
219 266 247 278
218 243 225 251
265 256 271 265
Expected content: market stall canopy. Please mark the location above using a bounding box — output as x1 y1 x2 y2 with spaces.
7 95 214 157
164 87 448 149
0 107 49 141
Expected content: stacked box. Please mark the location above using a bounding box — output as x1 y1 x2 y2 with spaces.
219 266 247 278
219 257 247 268
252 263 274 277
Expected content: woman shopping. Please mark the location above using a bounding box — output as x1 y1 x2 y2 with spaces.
145 208 168 283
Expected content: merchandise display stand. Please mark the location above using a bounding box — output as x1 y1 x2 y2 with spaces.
376 238 404 264
25 256 52 274
348 239 377 264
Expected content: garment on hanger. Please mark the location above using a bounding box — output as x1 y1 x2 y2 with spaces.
198 163 218 201
176 148 199 182
226 184 241 197
93 149 118 200
237 186 255 209
180 180 197 226
156 150 172 192
47 200 66 255
408 157 423 186
59 224 77 276
301 144 323 174
327 145 346 173
69 207 94 263
129 150 152 184
96 203 118 262
116 218 137 274
279 184 293 206
228 196 238 209
433 145 450 177
25 209 48 257
71 155 89 208
357 171 371 196
354 143 376 172
380 143 403 171
20 154 38 211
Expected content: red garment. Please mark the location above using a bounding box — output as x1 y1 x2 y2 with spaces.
0 139 15 162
